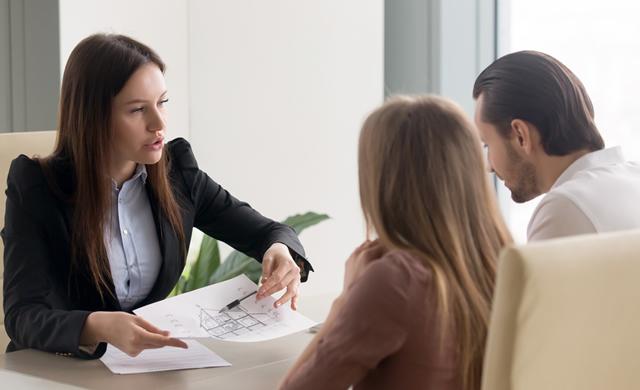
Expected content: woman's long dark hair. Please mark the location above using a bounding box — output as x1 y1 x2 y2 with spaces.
43 34 184 300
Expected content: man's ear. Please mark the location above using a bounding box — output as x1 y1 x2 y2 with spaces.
510 119 536 155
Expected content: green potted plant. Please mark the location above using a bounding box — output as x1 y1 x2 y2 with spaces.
170 211 329 296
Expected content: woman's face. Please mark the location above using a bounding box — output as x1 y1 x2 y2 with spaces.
110 63 168 167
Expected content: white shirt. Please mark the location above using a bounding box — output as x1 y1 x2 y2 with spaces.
105 164 162 311
527 147 640 241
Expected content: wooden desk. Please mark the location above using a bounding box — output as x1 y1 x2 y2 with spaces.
0 292 337 389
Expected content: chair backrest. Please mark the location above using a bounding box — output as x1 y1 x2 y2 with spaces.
482 229 640 390
0 131 57 350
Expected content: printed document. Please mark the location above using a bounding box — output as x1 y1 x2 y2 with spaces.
134 274 316 342
100 339 230 374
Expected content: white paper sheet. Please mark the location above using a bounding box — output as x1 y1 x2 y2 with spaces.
134 274 316 342
100 339 230 374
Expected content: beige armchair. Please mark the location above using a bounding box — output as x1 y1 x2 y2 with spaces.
0 131 57 351
482 229 640 390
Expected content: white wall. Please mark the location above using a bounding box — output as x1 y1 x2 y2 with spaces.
58 0 190 140
188 0 384 295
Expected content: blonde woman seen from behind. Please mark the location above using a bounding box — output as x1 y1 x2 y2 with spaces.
280 96 512 390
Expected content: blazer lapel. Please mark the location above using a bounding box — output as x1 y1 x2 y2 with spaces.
137 182 183 307
51 157 121 311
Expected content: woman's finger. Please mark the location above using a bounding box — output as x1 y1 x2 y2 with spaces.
163 337 189 349
260 269 299 298
274 282 299 308
259 260 298 298
139 343 167 350
261 256 274 283
124 348 143 358
134 315 169 336
138 329 188 349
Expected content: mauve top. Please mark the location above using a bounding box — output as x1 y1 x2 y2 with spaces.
281 250 462 390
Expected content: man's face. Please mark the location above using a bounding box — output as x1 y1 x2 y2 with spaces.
474 94 540 203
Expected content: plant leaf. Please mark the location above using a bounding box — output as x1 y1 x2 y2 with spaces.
283 212 330 234
184 235 220 293
242 261 263 284
169 275 187 297
182 211 330 293
208 251 259 285
207 212 330 285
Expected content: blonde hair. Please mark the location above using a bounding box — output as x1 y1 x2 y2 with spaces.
358 95 511 390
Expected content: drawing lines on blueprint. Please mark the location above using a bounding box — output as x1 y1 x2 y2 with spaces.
197 292 282 339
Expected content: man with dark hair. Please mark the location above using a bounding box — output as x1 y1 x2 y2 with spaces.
473 50 640 241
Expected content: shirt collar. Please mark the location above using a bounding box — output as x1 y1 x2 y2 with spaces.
134 164 148 184
552 146 625 189
112 164 148 191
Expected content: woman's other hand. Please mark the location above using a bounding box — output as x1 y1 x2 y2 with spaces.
258 243 301 310
81 311 188 357
344 239 386 291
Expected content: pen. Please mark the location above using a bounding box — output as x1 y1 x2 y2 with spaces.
219 290 258 313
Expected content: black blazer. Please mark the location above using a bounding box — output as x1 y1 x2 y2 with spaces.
2 138 310 358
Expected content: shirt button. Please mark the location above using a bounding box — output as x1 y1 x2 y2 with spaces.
123 229 129 235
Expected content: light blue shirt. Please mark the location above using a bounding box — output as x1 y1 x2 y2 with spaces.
105 164 162 311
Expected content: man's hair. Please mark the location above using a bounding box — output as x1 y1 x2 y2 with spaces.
473 50 604 155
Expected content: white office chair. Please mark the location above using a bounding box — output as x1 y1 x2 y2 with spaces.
0 130 57 351
482 229 640 390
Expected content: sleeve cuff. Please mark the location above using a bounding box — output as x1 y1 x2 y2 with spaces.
287 247 314 283
78 343 99 355
75 342 108 359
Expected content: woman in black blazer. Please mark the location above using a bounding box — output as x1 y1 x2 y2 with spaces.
2 34 311 359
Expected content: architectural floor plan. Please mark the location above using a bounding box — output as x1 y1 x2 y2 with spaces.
199 303 280 339
135 274 316 342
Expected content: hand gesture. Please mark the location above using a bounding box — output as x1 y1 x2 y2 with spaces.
83 311 188 357
257 243 302 310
